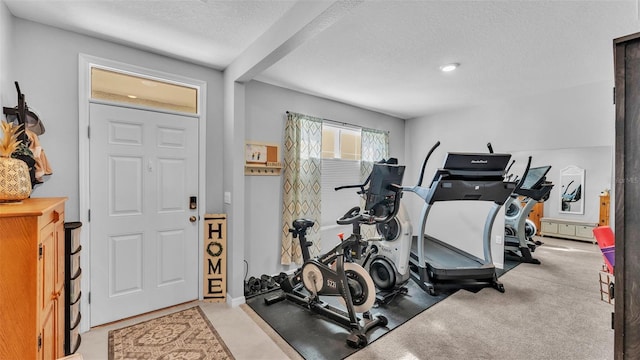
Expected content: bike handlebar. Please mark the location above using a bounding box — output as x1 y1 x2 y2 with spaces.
335 183 403 226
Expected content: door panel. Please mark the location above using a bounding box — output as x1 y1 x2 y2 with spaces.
89 103 199 326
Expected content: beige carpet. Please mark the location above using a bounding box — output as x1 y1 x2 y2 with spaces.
108 306 234 360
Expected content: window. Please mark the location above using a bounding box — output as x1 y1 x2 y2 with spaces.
321 124 362 228
322 124 361 160
91 67 198 114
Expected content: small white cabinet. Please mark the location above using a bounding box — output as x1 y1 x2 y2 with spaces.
540 218 596 242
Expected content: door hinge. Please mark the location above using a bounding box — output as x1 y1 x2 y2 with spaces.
38 244 43 260
88 125 90 139
611 312 615 330
88 292 91 304
613 87 616 105
88 209 91 222
37 333 42 350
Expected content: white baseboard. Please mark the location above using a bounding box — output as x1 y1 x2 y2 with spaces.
227 294 246 307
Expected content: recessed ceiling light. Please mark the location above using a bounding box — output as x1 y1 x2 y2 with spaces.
127 95 138 99
440 63 460 72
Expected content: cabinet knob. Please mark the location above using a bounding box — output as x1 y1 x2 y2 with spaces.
50 290 62 301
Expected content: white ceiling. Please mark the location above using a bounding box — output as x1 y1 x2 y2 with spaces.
5 0 640 119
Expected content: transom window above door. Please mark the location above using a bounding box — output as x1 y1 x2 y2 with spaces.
91 67 198 114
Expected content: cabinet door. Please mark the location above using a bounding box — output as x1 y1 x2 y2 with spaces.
39 305 55 360
576 225 594 239
528 202 543 235
559 223 576 236
541 221 558 234
599 195 610 226
39 218 64 359
55 215 65 299
54 215 65 358
39 222 56 319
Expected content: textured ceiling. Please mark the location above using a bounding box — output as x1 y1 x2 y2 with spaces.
258 1 640 117
5 0 297 68
5 0 640 119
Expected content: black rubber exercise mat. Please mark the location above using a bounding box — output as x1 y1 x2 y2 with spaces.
246 259 519 360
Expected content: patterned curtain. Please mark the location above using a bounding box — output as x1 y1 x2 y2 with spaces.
281 112 323 265
360 128 389 239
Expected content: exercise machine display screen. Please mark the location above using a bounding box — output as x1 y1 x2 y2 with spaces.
520 166 551 190
365 163 405 211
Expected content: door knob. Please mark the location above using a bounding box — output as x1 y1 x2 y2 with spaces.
189 216 197 223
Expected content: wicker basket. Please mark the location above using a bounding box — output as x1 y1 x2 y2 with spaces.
0 157 31 202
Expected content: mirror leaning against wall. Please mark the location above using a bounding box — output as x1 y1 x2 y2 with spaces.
559 165 585 214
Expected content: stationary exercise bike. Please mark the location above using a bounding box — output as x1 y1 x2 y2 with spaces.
266 162 405 348
335 158 413 305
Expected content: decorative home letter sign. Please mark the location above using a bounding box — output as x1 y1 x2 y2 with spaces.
203 214 227 302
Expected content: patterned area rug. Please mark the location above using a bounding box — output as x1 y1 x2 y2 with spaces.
108 306 234 360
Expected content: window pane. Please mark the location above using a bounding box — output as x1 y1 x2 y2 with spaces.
322 126 337 159
321 158 362 227
91 68 197 114
340 129 361 160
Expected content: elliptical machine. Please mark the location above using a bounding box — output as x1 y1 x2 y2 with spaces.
266 162 405 348
487 144 554 264
335 158 413 305
503 164 554 264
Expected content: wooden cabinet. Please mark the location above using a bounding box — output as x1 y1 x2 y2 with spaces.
599 192 610 226
521 198 544 235
0 197 67 359
539 217 596 242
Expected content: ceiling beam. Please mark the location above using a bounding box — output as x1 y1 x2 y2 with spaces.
225 0 363 83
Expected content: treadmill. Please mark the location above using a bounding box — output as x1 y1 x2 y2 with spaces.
404 143 516 295
504 165 554 264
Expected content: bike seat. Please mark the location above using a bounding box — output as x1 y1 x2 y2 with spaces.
292 218 315 231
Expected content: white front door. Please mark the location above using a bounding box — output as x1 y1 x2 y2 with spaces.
89 103 199 326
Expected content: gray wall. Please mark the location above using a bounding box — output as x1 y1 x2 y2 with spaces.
3 9 616 301
508 146 612 224
405 81 615 251
0 1 12 105
244 80 405 277
10 18 225 220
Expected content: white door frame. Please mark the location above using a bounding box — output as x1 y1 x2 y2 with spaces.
78 53 207 333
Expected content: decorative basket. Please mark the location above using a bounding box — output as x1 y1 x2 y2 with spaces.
0 157 31 202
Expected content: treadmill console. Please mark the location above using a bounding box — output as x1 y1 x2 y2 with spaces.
516 165 554 201
428 152 515 204
442 152 512 173
519 166 551 190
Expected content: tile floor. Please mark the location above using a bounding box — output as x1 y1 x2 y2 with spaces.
78 300 291 360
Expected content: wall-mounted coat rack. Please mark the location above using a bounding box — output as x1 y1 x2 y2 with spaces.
2 81 29 143
244 141 283 176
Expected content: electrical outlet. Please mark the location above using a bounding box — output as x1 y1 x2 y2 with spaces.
224 192 231 204
495 235 503 245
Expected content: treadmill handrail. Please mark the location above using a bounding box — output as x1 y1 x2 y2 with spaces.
417 141 441 187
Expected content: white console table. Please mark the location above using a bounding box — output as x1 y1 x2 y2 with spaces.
540 218 597 243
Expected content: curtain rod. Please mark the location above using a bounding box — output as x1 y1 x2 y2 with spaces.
286 111 389 134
